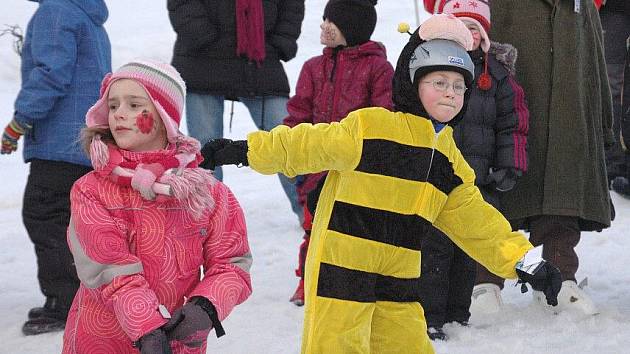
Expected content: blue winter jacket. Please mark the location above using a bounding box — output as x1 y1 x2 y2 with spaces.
14 0 111 166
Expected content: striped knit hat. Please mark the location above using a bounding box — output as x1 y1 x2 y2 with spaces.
86 59 186 143
442 0 491 52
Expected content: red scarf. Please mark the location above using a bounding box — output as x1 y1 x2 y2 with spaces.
236 0 266 65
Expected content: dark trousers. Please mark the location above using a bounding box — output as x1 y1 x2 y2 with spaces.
601 10 630 180
22 159 91 315
418 229 476 328
476 215 580 288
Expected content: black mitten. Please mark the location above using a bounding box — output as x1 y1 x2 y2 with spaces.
487 168 520 192
137 328 172 354
162 296 225 348
516 260 562 306
200 138 249 170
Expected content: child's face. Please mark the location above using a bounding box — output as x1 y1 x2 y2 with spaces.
466 24 482 51
107 79 167 152
320 19 347 47
418 71 466 123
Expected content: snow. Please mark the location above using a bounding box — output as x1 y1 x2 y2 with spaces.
0 1 629 353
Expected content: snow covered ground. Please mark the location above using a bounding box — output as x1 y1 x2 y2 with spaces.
0 1 629 353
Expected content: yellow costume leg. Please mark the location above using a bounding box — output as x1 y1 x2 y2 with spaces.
301 297 375 354
370 301 434 354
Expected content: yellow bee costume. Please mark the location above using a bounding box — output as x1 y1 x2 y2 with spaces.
247 107 532 353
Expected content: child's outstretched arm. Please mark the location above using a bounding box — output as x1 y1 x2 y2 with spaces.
67 178 169 343
186 182 252 328
201 112 365 176
432 149 561 304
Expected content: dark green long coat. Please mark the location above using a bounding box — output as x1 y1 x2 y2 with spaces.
490 0 614 231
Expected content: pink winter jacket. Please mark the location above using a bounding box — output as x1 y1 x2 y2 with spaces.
283 41 394 207
62 155 251 353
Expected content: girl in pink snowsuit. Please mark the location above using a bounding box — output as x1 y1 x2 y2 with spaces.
62 60 252 354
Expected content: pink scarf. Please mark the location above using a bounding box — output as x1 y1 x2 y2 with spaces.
89 134 216 220
236 0 266 65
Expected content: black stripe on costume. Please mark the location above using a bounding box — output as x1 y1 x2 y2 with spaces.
317 263 421 303
355 139 462 194
328 201 431 251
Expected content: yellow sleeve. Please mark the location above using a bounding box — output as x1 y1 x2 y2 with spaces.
246 112 364 177
433 147 533 279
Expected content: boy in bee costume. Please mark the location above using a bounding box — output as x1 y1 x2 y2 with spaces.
201 14 562 354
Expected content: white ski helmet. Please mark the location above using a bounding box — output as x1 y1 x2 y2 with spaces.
408 38 475 88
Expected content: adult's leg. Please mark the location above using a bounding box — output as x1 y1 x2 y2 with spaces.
241 95 302 220
528 215 580 281
417 230 454 329
22 159 91 334
186 93 225 180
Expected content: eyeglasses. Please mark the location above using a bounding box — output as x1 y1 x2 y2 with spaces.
422 79 467 96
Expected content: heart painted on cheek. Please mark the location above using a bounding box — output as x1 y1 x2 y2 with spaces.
136 110 154 134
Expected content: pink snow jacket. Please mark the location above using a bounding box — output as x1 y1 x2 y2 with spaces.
283 40 394 206
62 147 251 354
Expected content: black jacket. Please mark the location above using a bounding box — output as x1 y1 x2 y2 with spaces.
168 0 304 97
601 0 630 13
451 45 528 194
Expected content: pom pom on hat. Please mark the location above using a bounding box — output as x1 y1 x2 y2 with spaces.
418 13 473 51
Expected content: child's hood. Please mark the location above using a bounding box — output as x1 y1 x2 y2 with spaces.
38 0 109 26
323 40 387 59
488 41 518 76
392 29 471 126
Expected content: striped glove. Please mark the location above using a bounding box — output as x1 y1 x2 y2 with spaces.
2 118 31 154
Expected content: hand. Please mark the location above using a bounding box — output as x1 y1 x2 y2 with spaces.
2 118 31 155
131 163 164 200
137 328 172 354
516 260 562 306
487 168 520 192
162 298 214 348
200 138 248 170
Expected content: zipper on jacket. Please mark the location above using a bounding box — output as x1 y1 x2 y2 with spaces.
329 46 343 82
327 46 345 120
425 130 444 181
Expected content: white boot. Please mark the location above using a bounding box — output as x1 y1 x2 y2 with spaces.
533 280 599 316
470 283 503 315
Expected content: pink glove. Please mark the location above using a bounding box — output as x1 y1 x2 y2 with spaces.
131 163 165 200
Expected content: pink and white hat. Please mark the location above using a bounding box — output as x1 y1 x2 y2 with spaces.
86 59 186 143
442 0 491 52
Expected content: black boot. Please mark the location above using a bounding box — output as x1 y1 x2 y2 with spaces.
22 297 67 336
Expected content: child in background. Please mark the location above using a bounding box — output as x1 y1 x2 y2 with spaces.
416 0 529 340
283 0 394 306
201 14 561 354
0 0 111 335
62 60 252 354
